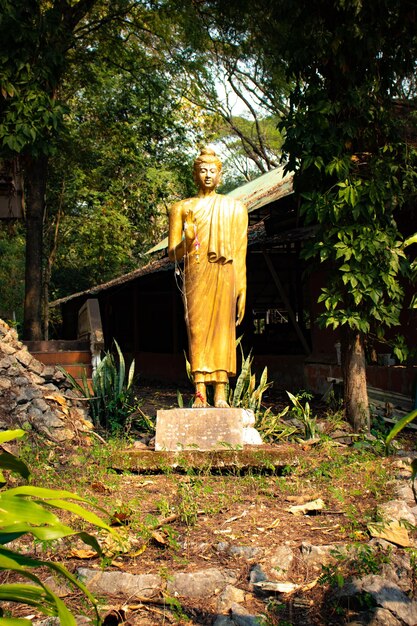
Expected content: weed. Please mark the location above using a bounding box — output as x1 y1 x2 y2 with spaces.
156 496 173 518
256 406 297 443
176 477 202 527
287 390 318 440
319 543 392 589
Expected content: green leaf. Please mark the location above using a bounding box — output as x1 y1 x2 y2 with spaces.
385 409 417 449
0 431 26 445
0 453 29 480
43 499 114 533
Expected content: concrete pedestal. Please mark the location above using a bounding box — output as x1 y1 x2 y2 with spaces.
155 408 262 451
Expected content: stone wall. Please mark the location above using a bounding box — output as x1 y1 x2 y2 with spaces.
0 319 92 442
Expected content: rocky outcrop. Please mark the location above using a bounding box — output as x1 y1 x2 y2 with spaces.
0 319 92 442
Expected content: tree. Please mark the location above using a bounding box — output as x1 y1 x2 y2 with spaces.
179 0 417 431
0 0 101 339
0 0 213 338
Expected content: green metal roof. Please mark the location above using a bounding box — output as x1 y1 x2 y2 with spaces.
146 165 293 254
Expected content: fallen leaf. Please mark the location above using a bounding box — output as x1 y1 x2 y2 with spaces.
151 530 167 545
253 581 300 593
223 510 248 525
265 518 281 529
102 608 127 626
91 481 111 494
45 394 68 407
129 544 147 557
287 498 326 516
110 510 131 526
301 578 319 592
69 548 97 559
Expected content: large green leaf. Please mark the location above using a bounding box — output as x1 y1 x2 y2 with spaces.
0 546 99 620
0 618 32 626
0 453 29 480
0 523 74 542
43 499 114 533
0 584 76 626
385 409 417 449
0 431 26 445
0 496 61 526
5 486 88 500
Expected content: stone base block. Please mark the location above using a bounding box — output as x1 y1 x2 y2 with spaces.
155 408 261 451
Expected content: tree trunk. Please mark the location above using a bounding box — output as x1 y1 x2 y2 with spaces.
341 326 370 432
22 154 48 341
42 180 64 339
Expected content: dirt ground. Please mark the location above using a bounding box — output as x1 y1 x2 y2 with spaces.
3 384 415 626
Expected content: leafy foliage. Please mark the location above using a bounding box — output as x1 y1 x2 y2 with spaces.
0 429 119 626
0 225 25 325
228 344 272 415
62 340 137 433
190 0 417 430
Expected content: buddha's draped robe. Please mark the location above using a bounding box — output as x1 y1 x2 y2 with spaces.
169 194 247 383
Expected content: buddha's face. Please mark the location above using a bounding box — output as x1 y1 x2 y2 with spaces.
195 161 221 191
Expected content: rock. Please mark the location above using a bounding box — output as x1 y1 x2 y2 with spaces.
29 372 46 385
43 575 72 597
213 617 235 626
249 564 268 585
27 407 44 422
0 355 14 369
378 500 417 525
300 542 346 566
266 545 294 580
252 580 300 595
29 359 45 375
242 426 263 445
33 618 60 626
217 584 246 612
77 568 162 598
41 410 66 428
16 387 39 404
14 348 33 367
0 377 11 389
1 343 16 355
394 485 415 503
217 543 262 561
368 521 411 548
167 568 237 599
337 575 417 626
32 398 50 413
229 603 261 626
351 608 402 625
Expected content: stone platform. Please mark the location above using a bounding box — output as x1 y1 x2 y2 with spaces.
109 444 301 474
155 407 261 451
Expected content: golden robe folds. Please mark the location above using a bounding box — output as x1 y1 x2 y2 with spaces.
170 194 247 383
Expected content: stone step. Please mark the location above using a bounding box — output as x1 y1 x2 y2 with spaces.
109 445 302 474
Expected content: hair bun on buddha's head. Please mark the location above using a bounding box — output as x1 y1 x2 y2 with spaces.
193 146 222 173
199 147 217 157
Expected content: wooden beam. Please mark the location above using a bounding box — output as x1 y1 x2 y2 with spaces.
262 251 311 355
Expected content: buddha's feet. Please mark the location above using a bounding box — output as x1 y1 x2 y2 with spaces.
192 390 208 408
214 399 230 408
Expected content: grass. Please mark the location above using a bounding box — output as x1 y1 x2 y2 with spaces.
7 426 414 625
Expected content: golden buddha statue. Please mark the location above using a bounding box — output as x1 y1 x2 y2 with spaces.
168 147 248 408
